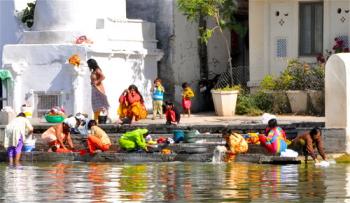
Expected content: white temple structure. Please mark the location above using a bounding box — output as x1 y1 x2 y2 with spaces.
2 0 163 120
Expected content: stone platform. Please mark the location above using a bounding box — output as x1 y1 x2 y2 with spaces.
0 151 301 164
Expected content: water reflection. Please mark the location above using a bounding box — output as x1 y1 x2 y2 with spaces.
0 162 350 202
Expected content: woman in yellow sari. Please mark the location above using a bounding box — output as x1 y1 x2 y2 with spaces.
118 85 147 124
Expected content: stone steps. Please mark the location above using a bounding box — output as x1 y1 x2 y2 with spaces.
0 151 300 164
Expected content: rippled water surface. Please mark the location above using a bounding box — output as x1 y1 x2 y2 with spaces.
0 162 350 202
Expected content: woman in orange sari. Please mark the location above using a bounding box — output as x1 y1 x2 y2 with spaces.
118 85 147 124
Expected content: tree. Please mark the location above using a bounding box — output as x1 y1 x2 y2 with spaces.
177 0 246 87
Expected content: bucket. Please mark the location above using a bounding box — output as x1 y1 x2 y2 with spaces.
184 130 197 143
98 116 107 124
23 138 36 152
173 130 184 143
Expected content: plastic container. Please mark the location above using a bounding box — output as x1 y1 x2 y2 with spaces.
23 138 36 152
184 130 197 143
45 114 65 123
98 115 107 124
173 130 184 143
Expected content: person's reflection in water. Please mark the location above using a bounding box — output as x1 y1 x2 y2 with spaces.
298 165 326 201
4 165 38 202
87 163 110 202
183 164 193 200
46 163 72 201
221 163 249 199
119 165 147 201
159 164 177 200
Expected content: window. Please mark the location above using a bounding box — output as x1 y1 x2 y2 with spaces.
35 92 62 117
299 2 323 56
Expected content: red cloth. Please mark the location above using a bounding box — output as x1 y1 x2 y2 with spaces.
87 135 110 154
157 137 167 144
258 135 275 153
182 98 192 109
55 148 72 153
165 109 176 123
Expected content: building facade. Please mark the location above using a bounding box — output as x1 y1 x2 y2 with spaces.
249 0 350 87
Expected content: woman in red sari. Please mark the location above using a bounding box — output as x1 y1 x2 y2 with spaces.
118 85 147 123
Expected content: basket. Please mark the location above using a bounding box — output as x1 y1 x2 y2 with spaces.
45 114 65 123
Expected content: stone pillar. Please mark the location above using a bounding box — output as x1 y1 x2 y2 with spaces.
4 63 25 114
325 53 350 153
71 65 85 114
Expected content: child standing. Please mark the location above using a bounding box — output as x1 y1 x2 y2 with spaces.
151 78 165 120
181 82 195 117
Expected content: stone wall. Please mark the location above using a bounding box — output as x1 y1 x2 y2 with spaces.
126 0 203 111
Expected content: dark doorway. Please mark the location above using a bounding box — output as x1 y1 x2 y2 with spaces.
231 0 249 86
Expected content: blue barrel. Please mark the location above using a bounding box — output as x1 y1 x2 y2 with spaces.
173 130 185 143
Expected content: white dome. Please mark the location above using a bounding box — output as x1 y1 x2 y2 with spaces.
32 0 126 31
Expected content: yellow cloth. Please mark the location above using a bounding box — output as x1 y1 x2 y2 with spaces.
182 87 195 99
118 101 147 121
226 133 248 154
90 126 111 145
224 133 248 163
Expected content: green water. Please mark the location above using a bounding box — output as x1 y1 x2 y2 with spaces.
0 162 349 202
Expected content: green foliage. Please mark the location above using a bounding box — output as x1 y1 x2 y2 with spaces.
21 2 36 28
260 75 276 90
235 90 274 116
335 154 350 163
261 59 325 91
236 93 263 116
214 85 241 91
305 64 325 91
177 0 247 44
252 91 273 112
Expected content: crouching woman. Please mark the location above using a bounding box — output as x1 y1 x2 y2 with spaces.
41 118 75 152
259 119 287 155
118 128 149 152
222 130 248 162
87 120 111 154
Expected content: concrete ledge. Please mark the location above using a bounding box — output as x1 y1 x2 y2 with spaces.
0 151 300 164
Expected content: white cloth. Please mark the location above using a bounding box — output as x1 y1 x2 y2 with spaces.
315 161 330 167
3 117 33 148
261 113 277 124
280 149 299 158
63 117 77 129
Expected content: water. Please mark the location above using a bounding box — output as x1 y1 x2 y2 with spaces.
212 146 227 163
0 162 350 202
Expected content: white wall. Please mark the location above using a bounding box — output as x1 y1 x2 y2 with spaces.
324 0 350 52
249 0 350 87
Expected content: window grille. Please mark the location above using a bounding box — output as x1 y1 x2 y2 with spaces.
276 38 287 58
34 92 62 117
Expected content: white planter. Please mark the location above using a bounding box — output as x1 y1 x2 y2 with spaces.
211 90 239 116
286 90 308 114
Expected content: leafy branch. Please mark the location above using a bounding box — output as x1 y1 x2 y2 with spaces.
177 0 247 86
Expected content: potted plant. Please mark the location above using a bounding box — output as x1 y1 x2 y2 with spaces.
280 60 309 114
177 0 246 117
211 85 240 116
